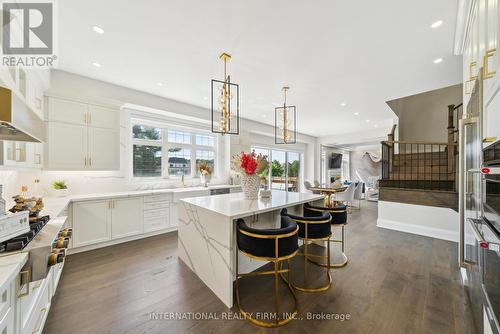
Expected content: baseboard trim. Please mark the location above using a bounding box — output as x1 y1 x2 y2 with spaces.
376 218 458 242
67 226 178 255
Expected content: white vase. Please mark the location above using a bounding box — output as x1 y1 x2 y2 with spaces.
54 188 68 197
241 174 260 199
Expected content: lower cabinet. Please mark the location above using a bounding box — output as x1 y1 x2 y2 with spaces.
111 197 143 239
73 200 111 248
72 196 151 250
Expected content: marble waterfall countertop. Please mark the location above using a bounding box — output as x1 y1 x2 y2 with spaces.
0 252 28 293
180 190 324 219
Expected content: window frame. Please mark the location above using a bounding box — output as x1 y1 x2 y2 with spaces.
130 119 217 180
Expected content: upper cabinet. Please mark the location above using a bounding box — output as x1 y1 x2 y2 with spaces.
45 97 120 171
459 0 500 143
0 67 50 120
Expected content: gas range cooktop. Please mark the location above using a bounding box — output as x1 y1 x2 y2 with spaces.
0 215 50 253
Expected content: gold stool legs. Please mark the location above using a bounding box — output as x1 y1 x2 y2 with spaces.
281 236 332 293
236 253 298 328
307 225 348 268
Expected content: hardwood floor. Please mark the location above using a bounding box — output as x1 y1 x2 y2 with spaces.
44 202 476 334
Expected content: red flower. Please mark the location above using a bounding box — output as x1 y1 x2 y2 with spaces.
240 151 258 175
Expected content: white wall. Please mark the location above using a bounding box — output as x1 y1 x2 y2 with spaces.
0 70 318 200
377 201 459 242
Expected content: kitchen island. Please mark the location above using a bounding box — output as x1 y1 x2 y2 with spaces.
178 190 324 308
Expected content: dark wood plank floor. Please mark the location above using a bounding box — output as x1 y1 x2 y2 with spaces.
44 202 476 334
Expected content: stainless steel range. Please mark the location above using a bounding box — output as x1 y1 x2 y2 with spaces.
0 187 71 282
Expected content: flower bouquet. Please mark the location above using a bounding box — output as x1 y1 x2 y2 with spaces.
198 163 213 187
232 151 269 199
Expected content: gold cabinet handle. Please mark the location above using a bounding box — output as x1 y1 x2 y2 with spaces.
484 48 497 79
89 113 92 124
32 307 47 334
483 137 497 143
84 157 87 166
470 61 478 80
89 157 92 166
17 270 30 298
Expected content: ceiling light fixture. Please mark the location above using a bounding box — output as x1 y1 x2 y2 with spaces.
365 119 371 123
340 102 347 107
433 58 443 64
156 82 163 87
431 20 443 28
211 52 239 135
92 25 104 34
275 86 297 144
92 62 101 67
354 112 359 116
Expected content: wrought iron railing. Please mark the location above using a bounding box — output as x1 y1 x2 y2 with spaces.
381 141 457 191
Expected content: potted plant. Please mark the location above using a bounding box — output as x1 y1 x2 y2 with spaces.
232 151 269 199
52 180 68 197
198 163 213 187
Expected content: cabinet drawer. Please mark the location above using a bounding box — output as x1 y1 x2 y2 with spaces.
144 201 170 211
144 208 169 218
144 194 171 203
144 216 169 232
0 282 11 324
0 307 14 334
24 276 50 334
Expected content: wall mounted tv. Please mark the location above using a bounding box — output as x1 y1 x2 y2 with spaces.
329 153 342 169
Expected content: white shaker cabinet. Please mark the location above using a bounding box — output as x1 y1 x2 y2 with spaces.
45 97 120 170
46 122 87 170
73 200 111 247
110 197 143 239
88 127 119 170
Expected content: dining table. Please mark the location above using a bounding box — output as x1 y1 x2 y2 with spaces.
309 185 348 207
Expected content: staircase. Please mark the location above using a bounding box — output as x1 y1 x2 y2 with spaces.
379 104 462 210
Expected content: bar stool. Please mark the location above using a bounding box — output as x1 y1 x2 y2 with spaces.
236 216 299 328
303 202 348 268
280 208 332 293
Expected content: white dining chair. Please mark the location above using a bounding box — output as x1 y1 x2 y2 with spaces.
335 183 355 210
353 182 364 209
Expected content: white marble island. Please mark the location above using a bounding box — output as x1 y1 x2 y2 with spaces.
178 190 323 308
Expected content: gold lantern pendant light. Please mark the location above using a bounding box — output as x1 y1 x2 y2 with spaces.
211 53 240 135
275 86 296 144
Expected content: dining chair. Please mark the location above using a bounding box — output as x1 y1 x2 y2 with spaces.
335 183 355 210
353 182 364 209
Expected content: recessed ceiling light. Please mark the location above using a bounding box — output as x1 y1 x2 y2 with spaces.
340 102 347 107
262 114 267 118
92 62 101 67
365 119 371 123
433 58 443 64
353 112 359 116
203 96 208 100
92 25 104 34
156 82 163 87
431 20 443 28
374 124 379 128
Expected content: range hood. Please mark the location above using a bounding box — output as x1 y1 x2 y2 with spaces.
0 86 45 142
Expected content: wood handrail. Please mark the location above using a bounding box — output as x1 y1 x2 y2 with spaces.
382 140 456 146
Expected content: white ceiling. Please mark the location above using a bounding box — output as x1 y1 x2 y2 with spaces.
56 0 462 138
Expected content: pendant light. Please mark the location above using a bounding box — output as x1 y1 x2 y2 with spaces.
211 52 239 135
275 86 296 144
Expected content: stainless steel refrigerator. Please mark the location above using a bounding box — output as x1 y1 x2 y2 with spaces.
459 70 500 334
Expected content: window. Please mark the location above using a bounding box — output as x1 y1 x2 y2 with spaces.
131 120 216 179
251 147 301 192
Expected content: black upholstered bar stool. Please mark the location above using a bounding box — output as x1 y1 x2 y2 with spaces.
280 208 332 293
303 202 348 268
236 216 299 328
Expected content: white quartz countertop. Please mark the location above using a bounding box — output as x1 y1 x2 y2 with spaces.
40 184 240 218
0 252 28 293
180 190 324 219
